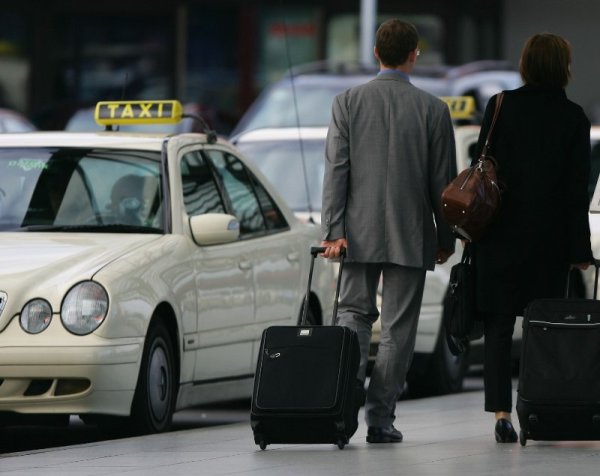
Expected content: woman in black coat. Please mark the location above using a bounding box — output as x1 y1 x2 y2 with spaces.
471 33 593 443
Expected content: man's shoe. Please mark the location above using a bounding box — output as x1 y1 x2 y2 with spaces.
495 418 518 443
366 425 403 443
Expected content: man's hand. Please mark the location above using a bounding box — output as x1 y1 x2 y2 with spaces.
320 238 348 259
572 262 590 271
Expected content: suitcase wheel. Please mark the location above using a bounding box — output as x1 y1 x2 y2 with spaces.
519 430 527 447
336 438 346 450
259 440 267 450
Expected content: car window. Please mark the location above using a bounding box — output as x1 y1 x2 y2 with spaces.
247 172 288 231
204 149 291 236
204 149 266 236
236 138 324 212
0 148 163 231
180 151 226 215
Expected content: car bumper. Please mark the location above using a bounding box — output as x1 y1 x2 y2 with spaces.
0 326 143 415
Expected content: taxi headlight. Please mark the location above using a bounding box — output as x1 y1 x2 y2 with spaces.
61 281 109 335
20 299 52 334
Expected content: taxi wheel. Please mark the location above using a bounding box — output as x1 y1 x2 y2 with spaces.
131 320 176 434
407 333 468 398
298 300 321 325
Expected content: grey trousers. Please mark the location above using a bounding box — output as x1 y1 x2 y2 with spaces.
336 262 426 428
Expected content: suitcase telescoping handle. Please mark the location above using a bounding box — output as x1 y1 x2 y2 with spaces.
594 259 600 300
300 246 345 326
566 258 600 299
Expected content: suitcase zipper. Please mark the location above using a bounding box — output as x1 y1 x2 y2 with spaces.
528 320 600 329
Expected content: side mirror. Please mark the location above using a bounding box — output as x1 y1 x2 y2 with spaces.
189 213 240 245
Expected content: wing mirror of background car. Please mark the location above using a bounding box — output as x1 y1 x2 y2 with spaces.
190 213 240 245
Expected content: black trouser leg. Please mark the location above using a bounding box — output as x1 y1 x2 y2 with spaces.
483 312 516 413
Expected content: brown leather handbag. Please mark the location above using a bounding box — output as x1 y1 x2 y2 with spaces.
441 92 504 241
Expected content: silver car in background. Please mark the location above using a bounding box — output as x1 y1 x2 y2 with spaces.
230 60 521 138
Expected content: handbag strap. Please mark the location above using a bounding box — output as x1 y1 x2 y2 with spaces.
480 92 504 159
460 241 472 264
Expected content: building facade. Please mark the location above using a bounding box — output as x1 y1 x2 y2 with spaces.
0 0 505 134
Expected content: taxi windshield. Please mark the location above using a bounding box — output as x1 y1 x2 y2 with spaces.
0 148 164 232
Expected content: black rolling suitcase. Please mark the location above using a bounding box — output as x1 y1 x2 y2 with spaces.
517 261 600 446
250 246 361 450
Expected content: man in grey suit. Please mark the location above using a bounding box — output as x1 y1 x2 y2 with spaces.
321 19 457 443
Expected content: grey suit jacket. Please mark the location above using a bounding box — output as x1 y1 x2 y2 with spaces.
321 72 457 270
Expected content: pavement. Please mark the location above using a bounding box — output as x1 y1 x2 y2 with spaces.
2 387 600 476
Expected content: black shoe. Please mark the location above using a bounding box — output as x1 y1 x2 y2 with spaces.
495 418 518 443
366 425 403 443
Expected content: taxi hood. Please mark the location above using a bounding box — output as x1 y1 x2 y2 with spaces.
0 233 162 329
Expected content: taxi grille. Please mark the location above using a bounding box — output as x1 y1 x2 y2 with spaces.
24 379 53 396
0 291 6 317
0 378 91 398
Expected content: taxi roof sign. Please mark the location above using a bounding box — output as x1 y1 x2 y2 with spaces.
440 96 476 120
94 100 183 127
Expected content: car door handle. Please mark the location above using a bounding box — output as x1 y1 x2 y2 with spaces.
238 260 252 271
287 252 300 262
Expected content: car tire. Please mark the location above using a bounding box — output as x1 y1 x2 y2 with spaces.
406 332 468 398
131 319 176 434
298 298 320 325
569 268 586 298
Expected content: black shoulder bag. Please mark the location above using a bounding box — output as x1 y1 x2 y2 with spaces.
442 242 483 355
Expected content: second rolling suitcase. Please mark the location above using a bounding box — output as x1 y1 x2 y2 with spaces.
250 246 361 450
517 262 600 446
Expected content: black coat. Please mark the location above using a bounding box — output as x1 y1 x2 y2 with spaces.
471 85 593 315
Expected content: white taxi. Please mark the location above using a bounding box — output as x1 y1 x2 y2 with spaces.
0 100 335 433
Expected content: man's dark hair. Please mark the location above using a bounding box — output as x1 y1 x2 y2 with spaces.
520 33 572 89
375 19 419 67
